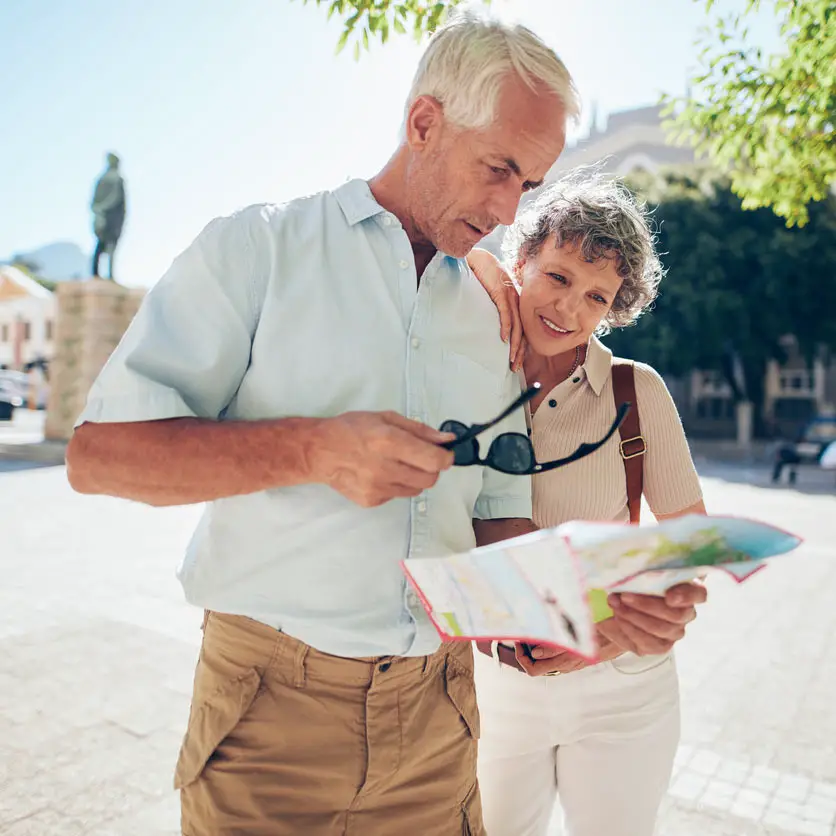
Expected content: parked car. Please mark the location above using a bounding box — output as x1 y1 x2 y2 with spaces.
772 416 836 484
0 377 23 421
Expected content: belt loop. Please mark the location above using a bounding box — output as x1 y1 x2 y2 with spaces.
292 641 308 689
201 610 210 632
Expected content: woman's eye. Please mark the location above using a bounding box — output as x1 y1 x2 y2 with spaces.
548 273 568 284
592 295 607 305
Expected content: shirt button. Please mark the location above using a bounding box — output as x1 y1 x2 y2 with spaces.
383 216 393 226
379 661 391 673
400 259 409 269
411 337 420 349
572 377 581 383
417 500 427 514
548 399 558 408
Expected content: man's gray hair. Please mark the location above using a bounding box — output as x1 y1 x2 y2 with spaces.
405 6 580 131
501 169 664 332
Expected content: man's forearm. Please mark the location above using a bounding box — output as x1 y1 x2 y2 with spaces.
473 517 537 547
66 416 322 507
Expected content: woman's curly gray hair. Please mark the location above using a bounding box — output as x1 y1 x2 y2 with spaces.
501 170 664 333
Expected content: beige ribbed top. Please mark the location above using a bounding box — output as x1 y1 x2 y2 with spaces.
525 336 703 528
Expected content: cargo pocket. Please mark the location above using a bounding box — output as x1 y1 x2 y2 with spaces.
174 668 263 789
461 782 485 836
445 656 480 740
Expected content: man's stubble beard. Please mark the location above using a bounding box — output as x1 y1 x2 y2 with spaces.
407 151 457 253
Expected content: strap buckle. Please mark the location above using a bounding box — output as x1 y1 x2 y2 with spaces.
620 435 646 460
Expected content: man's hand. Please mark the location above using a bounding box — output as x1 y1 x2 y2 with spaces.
597 582 707 656
310 411 455 508
466 248 526 370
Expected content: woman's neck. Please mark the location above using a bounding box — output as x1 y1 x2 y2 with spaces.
523 342 588 389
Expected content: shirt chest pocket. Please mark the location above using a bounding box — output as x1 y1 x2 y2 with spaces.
434 351 506 440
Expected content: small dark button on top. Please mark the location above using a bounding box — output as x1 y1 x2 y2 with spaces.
378 662 391 673
572 377 581 383
548 399 558 408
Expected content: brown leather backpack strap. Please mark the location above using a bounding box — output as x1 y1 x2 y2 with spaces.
611 360 646 524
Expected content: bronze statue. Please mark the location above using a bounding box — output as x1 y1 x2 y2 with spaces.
90 153 126 280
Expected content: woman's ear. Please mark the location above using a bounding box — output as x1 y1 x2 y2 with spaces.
514 257 527 284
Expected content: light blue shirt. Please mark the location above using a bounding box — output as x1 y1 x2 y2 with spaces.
76 179 532 657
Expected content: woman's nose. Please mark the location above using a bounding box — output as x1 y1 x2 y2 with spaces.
555 293 581 316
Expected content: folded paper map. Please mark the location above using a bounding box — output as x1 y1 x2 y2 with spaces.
402 515 802 662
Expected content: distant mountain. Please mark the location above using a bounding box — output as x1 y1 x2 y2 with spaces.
7 241 90 281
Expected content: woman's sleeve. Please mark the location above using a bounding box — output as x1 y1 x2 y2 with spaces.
633 363 704 516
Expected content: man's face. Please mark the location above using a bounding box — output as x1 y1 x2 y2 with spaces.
404 76 567 257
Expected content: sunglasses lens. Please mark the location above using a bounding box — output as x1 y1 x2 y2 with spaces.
440 420 468 437
440 420 479 466
487 434 535 474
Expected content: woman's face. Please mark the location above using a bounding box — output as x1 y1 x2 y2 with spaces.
517 235 623 357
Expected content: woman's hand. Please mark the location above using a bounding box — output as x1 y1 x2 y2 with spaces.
513 624 626 677
465 248 526 371
597 582 706 656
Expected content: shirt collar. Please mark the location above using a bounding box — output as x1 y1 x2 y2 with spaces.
581 335 613 397
333 179 388 226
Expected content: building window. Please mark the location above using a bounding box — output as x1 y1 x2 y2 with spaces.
45 320 53 340
23 321 31 341
778 370 814 394
0 324 7 343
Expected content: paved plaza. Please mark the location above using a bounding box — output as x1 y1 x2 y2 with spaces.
1 439 835 834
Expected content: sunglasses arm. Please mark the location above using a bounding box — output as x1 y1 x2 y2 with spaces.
531 402 632 474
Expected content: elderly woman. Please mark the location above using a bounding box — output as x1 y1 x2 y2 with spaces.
466 172 706 836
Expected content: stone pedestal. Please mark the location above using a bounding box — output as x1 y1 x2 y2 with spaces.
44 280 145 441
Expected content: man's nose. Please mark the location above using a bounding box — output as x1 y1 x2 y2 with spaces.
490 182 524 228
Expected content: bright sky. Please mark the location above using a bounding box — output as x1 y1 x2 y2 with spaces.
1 0 779 287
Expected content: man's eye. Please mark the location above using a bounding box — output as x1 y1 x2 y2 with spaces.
489 166 508 177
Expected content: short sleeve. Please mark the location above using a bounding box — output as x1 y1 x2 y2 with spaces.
634 363 703 516
75 205 273 427
473 371 533 521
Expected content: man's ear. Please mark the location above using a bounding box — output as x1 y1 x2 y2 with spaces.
404 95 445 151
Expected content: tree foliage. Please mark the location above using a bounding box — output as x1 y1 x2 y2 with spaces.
296 0 482 59
307 0 835 226
603 167 836 429
663 0 836 228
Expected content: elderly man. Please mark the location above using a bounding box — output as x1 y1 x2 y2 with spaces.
66 9 703 835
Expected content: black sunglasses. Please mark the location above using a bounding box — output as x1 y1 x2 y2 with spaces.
440 384 632 476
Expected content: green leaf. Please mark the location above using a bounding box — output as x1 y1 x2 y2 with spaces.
336 27 351 53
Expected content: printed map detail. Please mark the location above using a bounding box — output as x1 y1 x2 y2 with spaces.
403 514 803 660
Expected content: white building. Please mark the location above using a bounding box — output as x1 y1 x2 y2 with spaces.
0 266 56 370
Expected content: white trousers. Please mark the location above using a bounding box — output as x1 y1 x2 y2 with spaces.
474 647 680 836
